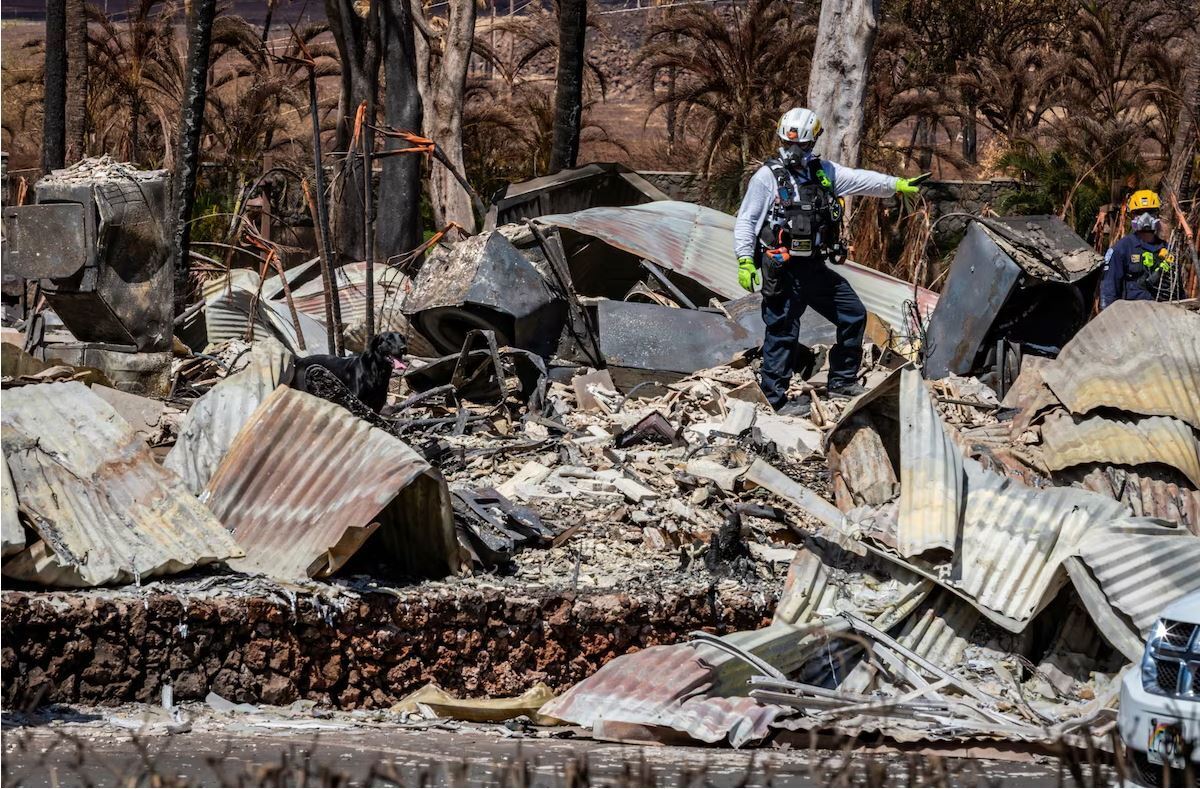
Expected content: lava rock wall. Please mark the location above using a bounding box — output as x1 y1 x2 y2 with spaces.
1 585 775 709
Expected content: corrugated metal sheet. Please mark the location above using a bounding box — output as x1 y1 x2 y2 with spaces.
199 273 329 356
1040 411 1200 488
999 355 1058 435
1 382 242 587
865 454 1130 632
953 458 1128 629
1074 518 1200 637
1068 465 1200 536
1038 301 1200 429
2 456 24 558
534 201 939 333
773 545 841 625
841 589 979 695
898 368 962 556
286 262 411 330
164 339 292 495
201 386 461 581
538 644 783 748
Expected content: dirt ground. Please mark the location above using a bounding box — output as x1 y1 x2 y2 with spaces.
1 705 1110 787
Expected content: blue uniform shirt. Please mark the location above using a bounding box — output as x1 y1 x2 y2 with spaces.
1100 232 1173 309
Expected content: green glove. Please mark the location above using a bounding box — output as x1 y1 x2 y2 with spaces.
895 172 931 195
737 257 760 291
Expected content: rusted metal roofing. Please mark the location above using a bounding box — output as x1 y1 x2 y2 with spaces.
1074 518 1200 637
1068 465 1200 537
841 589 979 695
201 386 462 581
198 273 329 355
898 368 962 557
999 355 1058 435
1040 411 1200 488
2 456 24 558
287 262 411 330
1038 301 1200 429
951 459 1127 629
164 339 293 495
538 644 782 748
1 382 242 587
534 201 939 333
865 453 1130 632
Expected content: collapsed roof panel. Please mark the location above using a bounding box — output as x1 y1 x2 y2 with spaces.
1 382 243 587
897 367 963 557
2 456 24 558
487 163 671 229
1038 301 1200 429
1040 411 1200 488
1074 518 1200 638
534 201 939 334
596 300 760 389
164 339 294 496
201 386 462 581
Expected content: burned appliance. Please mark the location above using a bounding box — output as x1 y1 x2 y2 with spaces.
2 159 174 394
922 215 1102 391
403 231 566 358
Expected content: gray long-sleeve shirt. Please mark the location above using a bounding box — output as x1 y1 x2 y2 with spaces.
733 159 899 259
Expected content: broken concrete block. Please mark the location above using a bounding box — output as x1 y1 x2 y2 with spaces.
755 413 820 458
496 461 553 499
685 458 749 492
642 527 670 551
612 477 660 504
719 399 758 435
726 381 773 408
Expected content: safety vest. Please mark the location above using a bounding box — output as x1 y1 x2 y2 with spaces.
757 156 845 264
1135 243 1178 299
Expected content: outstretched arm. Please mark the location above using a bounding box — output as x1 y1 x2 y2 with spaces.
824 161 901 198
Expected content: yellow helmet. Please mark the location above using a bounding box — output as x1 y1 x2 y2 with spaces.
1127 189 1161 212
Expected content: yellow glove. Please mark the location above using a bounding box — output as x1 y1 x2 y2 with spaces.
737 257 760 291
896 172 931 195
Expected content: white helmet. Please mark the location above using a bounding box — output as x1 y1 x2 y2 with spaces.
777 107 823 144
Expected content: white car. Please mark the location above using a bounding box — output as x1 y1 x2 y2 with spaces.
1119 589 1200 785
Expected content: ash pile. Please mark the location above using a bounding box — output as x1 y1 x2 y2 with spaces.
3 162 1199 753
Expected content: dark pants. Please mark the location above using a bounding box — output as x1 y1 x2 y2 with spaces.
759 262 866 408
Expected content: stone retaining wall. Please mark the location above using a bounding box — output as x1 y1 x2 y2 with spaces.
1 583 775 709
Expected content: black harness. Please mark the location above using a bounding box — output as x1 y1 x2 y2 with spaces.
757 156 845 265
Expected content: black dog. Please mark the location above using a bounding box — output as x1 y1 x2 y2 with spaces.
292 331 408 413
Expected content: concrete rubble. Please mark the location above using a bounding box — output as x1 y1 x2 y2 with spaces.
3 175 1199 758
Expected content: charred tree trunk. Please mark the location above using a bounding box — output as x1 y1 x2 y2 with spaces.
806 0 879 166
171 0 217 315
418 0 479 232
962 102 977 165
378 0 424 258
549 0 586 172
916 115 934 170
65 0 88 163
325 0 380 262
42 0 68 174
1164 46 1198 201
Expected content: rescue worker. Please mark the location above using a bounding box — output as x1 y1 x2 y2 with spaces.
1100 190 1179 309
734 107 925 414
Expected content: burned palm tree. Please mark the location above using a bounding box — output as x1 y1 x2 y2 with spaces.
637 0 816 177
85 0 185 167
